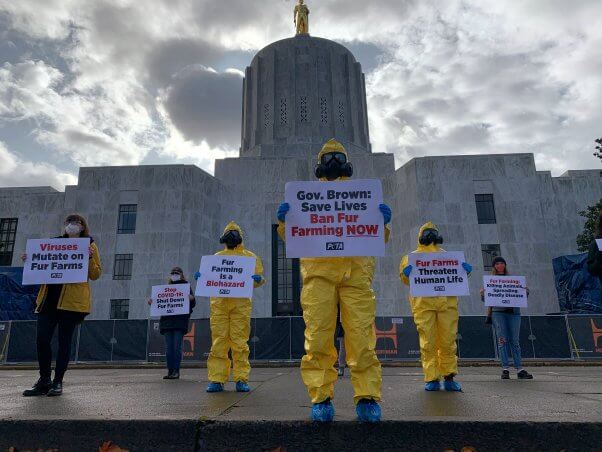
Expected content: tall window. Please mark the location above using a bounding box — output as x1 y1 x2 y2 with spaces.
113 254 133 280
271 225 301 316
0 218 18 266
475 194 496 224
110 299 129 319
117 204 137 234
481 244 501 271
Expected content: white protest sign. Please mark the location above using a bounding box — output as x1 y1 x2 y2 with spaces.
284 179 385 258
22 238 90 285
408 251 470 297
195 255 256 298
150 284 190 317
483 275 528 308
596 239 602 251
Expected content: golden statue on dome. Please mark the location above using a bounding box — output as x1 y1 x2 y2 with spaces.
294 0 309 35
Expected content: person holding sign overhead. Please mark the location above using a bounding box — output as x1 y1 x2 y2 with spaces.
400 222 472 392
481 256 533 380
195 221 265 393
277 139 392 423
22 214 102 397
148 267 195 380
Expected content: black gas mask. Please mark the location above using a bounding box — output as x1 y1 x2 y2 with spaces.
220 230 242 249
314 152 353 180
419 228 443 246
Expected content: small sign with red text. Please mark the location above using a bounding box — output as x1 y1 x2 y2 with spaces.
150 284 190 317
408 251 469 297
483 275 528 308
22 238 90 285
195 255 255 298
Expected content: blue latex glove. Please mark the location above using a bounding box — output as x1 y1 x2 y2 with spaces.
462 262 473 274
252 274 263 283
194 271 201 281
402 265 413 277
379 203 392 224
277 202 290 222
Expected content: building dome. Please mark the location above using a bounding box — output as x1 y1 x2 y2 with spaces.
240 34 371 159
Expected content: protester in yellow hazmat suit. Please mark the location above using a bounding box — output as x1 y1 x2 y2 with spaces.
277 139 392 422
195 221 265 393
400 222 472 392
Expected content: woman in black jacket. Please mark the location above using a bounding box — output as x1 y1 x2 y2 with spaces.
149 267 195 379
587 212 602 283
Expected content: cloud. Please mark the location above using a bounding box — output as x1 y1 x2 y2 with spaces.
0 59 160 167
0 0 600 184
159 65 242 148
146 39 222 87
365 0 602 172
0 60 63 120
0 141 76 189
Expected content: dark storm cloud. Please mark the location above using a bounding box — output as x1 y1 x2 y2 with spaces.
319 0 418 22
147 38 253 86
340 40 387 73
147 39 223 86
162 66 242 147
194 0 266 27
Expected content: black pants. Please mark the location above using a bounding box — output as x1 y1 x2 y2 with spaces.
36 310 84 382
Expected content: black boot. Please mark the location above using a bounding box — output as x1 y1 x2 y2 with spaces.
23 378 51 397
163 369 174 379
47 380 63 397
171 370 180 379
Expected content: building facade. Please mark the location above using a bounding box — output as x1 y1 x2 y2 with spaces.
1 35 600 319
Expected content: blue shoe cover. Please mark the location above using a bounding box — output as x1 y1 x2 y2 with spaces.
443 379 462 392
236 381 250 392
311 400 335 422
206 382 224 393
424 380 441 391
356 399 381 423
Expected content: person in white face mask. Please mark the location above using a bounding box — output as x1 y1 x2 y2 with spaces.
22 214 102 397
148 267 196 379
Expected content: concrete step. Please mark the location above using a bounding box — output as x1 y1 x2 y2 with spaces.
197 420 602 451
1 419 601 451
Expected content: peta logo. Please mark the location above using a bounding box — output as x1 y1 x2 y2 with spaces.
50 273 63 279
326 242 344 251
434 286 445 292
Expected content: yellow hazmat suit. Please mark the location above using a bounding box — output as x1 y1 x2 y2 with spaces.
278 139 390 404
400 222 459 382
207 221 265 384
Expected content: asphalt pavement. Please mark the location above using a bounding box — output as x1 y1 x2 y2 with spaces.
0 366 601 451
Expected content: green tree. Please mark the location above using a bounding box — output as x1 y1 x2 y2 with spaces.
595 137 602 161
576 198 602 252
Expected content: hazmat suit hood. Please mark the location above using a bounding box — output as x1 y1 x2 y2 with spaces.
221 221 245 250
315 138 352 181
416 222 443 253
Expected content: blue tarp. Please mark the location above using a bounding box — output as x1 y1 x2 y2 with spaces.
0 267 37 321
553 253 602 313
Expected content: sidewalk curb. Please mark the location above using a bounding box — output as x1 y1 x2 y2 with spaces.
196 420 602 451
1 419 601 452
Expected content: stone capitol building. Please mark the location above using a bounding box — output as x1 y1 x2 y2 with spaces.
0 3 600 321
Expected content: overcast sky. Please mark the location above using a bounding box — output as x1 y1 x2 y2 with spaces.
0 0 600 189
